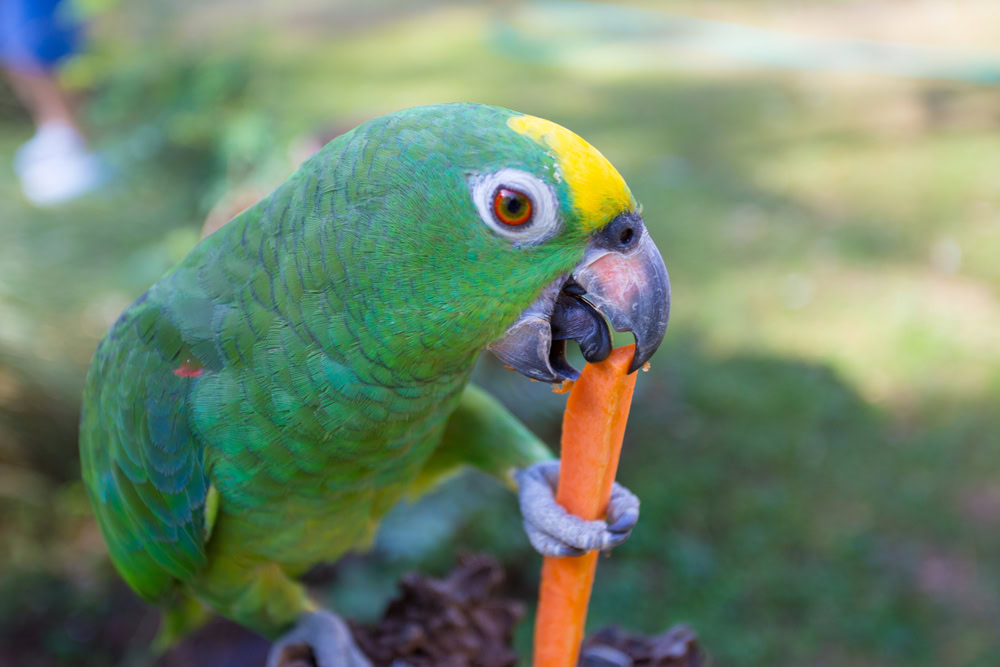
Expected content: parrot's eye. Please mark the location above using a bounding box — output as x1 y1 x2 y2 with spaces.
469 168 560 245
493 187 533 226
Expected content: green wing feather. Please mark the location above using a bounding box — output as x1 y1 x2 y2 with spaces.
80 290 212 602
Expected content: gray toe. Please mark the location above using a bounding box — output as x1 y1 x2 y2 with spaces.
524 520 587 557
516 461 641 556
268 610 370 667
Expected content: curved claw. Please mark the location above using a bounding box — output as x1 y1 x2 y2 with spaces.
515 460 640 556
267 610 370 667
606 482 640 534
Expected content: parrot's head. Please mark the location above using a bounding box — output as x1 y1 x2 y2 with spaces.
320 103 670 382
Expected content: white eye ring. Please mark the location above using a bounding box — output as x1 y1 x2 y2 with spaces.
469 168 560 245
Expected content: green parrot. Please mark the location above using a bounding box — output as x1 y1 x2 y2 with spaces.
79 103 670 665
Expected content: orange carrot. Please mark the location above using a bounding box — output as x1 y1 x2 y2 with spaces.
533 344 639 667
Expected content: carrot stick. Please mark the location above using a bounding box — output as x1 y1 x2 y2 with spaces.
533 344 639 667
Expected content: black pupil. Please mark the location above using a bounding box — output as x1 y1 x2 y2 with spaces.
505 195 523 215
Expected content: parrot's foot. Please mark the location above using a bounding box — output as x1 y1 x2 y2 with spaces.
267 610 371 667
580 644 634 667
514 460 639 557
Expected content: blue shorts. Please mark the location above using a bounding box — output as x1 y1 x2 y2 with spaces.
0 0 81 73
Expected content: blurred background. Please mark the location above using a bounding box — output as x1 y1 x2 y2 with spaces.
3 0 1000 664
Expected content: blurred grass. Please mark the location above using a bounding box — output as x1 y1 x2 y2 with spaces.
2 1 1000 665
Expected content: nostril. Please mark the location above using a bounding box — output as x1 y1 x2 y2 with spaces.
599 212 643 251
619 226 634 246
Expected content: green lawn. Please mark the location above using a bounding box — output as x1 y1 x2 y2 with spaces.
2 2 999 665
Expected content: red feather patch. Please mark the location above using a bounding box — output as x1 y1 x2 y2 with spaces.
173 357 204 378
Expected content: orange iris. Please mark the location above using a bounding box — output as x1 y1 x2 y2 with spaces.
493 187 533 226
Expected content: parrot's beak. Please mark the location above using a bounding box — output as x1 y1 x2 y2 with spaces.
489 212 670 382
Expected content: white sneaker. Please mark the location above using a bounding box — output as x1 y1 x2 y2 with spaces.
13 122 105 206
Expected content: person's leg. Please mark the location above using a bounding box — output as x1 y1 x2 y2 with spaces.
4 67 78 130
1 0 104 205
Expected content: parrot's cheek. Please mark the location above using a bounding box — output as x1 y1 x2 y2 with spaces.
488 212 670 382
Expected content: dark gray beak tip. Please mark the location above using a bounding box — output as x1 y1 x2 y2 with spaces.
627 268 670 374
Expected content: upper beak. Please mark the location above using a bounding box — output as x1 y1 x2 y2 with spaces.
574 212 671 373
488 212 671 382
